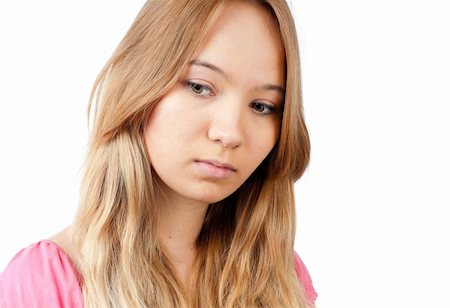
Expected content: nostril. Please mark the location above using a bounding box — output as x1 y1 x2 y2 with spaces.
207 123 243 149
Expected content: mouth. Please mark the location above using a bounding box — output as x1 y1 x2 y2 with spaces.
195 159 237 172
194 159 237 179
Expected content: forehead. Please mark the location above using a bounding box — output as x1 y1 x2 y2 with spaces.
189 1 285 88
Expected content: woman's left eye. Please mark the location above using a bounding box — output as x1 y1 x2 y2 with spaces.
251 102 277 115
185 81 213 97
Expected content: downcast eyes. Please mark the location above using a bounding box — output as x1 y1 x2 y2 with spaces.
185 81 278 115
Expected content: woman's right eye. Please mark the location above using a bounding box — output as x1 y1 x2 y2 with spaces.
185 81 214 97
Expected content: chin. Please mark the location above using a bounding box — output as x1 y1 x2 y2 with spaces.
193 194 228 204
188 188 235 204
184 180 232 199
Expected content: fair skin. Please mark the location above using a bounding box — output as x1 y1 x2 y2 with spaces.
50 1 285 289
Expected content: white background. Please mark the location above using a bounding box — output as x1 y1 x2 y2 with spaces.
1 1 449 307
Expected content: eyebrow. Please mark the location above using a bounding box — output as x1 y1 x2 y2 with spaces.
188 59 285 96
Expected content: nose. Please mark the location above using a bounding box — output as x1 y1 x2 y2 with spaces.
207 99 244 149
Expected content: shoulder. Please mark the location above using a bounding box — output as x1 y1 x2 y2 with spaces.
293 251 318 305
0 240 84 308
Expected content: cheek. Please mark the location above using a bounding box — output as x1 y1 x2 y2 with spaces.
239 125 279 179
250 122 279 156
144 97 205 155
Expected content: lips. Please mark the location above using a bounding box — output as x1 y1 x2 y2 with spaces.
195 159 237 172
195 159 236 179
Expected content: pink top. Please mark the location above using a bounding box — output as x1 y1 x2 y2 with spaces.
0 240 317 307
294 251 318 305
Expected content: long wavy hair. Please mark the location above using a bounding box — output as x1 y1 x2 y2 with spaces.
71 0 311 307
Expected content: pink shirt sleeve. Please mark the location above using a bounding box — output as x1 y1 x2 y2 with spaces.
0 240 84 308
294 251 318 305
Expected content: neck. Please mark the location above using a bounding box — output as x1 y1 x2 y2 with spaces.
156 192 209 289
156 195 209 260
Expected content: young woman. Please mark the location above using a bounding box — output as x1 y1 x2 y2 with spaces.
0 0 317 307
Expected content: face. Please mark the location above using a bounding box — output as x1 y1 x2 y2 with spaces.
144 1 285 205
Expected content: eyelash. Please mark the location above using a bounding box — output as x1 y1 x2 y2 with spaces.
184 81 278 115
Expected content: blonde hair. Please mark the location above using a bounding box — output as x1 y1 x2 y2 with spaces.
72 0 311 307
